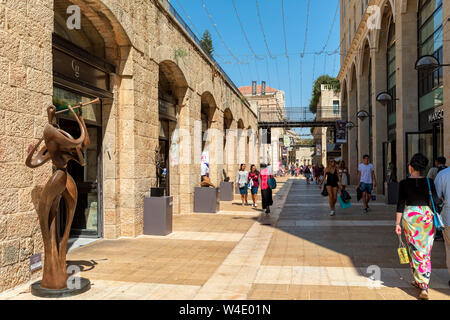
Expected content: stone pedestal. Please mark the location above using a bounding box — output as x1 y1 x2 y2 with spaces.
143 196 173 236
219 182 234 201
194 187 220 213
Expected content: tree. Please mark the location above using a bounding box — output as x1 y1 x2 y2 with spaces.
309 75 340 114
200 30 214 56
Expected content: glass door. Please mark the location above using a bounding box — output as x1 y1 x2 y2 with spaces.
55 87 103 238
405 131 433 176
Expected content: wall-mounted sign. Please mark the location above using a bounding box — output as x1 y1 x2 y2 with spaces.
30 253 42 272
252 81 257 95
261 81 266 95
428 109 444 123
335 120 348 144
316 144 322 156
159 99 177 121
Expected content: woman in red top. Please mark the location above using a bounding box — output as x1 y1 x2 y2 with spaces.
248 165 260 208
260 163 274 214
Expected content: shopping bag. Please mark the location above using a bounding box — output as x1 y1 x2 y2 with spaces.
321 185 328 197
338 195 352 209
356 187 363 201
341 190 352 202
397 235 410 265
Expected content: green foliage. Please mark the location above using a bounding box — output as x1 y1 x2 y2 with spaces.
200 30 214 56
297 139 314 146
174 48 188 59
309 75 340 114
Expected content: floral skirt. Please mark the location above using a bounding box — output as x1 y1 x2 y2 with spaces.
402 206 435 289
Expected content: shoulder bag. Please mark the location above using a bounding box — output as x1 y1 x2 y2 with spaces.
427 178 445 232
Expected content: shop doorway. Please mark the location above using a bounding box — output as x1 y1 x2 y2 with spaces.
382 141 397 193
405 131 433 176
54 88 103 238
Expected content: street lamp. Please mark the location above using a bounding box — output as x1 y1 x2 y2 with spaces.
415 55 450 74
346 121 357 130
376 91 398 106
356 110 371 122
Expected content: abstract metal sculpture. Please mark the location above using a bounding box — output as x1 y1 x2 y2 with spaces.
26 98 99 296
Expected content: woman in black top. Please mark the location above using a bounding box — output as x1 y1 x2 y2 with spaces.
395 153 440 300
319 159 342 216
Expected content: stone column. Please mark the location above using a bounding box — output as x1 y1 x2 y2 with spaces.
347 81 358 185
207 108 222 187
226 120 237 180
237 127 246 166
358 71 370 158
443 1 450 159
271 128 282 172
372 49 388 194
395 6 419 180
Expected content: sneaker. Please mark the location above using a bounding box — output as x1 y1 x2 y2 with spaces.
419 289 429 300
330 211 335 216
363 208 369 214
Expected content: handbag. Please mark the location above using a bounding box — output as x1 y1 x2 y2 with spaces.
268 177 277 190
427 178 445 232
321 185 328 197
338 195 352 209
248 179 253 189
397 235 410 265
341 190 352 202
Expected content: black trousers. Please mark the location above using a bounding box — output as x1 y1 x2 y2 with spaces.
261 188 273 209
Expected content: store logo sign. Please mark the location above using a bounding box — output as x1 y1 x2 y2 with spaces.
428 109 444 123
66 5 81 30
72 60 80 78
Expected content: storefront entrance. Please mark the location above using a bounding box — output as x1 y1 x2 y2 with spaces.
54 88 103 238
405 131 433 176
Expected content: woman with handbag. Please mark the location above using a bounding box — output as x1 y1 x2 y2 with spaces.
236 164 249 206
249 165 260 208
260 163 274 214
395 153 441 300
338 161 349 191
319 159 342 216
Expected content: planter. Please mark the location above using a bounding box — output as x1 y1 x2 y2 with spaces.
143 196 173 236
385 182 399 205
150 187 165 197
219 182 234 201
194 187 220 213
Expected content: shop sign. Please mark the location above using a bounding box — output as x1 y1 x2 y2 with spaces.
284 135 291 147
316 144 322 156
53 48 109 91
335 120 347 144
159 99 177 120
30 253 42 272
428 109 444 123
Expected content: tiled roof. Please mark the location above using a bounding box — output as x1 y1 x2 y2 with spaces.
239 85 278 95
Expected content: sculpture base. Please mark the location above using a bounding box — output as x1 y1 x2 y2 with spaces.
31 278 91 298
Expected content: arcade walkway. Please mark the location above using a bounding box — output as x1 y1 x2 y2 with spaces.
1 178 449 300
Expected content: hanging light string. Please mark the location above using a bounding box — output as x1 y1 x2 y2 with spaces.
281 0 293 107
173 0 202 38
231 0 263 61
255 0 275 59
301 0 311 58
318 0 340 55
201 0 242 64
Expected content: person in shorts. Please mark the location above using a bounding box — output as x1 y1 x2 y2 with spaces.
358 155 376 213
248 165 260 208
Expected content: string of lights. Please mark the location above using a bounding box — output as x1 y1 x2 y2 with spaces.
201 0 242 64
173 0 202 38
318 0 340 55
255 0 275 59
301 0 311 58
231 0 263 61
281 0 293 107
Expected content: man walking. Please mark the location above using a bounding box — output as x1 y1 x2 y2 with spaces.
358 155 376 213
434 165 450 286
427 156 447 181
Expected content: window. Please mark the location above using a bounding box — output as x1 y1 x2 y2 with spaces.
333 100 340 115
386 19 396 129
418 0 443 114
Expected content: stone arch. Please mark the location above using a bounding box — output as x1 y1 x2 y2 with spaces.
374 0 395 50
159 60 189 105
58 0 133 66
155 45 192 86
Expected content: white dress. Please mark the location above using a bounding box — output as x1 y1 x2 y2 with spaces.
339 169 348 186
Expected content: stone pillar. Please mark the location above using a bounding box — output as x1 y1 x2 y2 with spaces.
358 70 370 158
372 49 388 194
395 6 419 180
226 120 237 180
237 127 246 166
348 81 358 185
271 128 282 172
207 108 222 187
443 1 450 159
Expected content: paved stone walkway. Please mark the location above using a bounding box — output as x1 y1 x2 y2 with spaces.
1 178 449 300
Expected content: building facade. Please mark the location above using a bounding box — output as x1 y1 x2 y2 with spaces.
312 84 342 166
240 84 286 172
339 0 449 192
0 0 258 292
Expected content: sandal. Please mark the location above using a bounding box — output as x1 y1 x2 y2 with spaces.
419 289 429 300
411 281 420 289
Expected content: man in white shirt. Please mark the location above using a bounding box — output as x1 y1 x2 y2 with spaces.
435 165 450 283
357 155 376 214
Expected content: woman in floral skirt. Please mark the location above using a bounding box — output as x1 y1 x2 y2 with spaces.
395 153 440 300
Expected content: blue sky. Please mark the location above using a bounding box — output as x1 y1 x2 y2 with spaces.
171 0 341 109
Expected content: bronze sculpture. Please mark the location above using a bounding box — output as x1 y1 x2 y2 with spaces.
26 98 99 296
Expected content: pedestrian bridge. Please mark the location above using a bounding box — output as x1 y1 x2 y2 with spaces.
258 107 343 129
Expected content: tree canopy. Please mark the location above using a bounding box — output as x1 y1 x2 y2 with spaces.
200 30 214 56
309 75 340 113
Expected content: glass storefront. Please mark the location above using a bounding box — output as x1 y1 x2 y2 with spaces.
417 0 444 164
